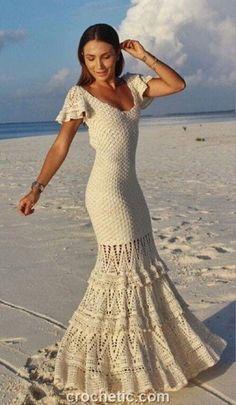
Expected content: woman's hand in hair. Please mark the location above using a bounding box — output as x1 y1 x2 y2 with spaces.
120 39 146 60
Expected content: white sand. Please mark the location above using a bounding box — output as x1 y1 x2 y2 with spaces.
0 120 235 404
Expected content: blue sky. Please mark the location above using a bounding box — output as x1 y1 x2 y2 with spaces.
0 0 235 122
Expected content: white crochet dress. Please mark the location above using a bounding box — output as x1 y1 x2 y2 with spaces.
53 72 227 399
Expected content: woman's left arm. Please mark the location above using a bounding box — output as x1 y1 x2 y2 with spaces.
120 40 186 97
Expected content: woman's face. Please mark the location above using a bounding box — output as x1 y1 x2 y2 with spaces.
82 39 119 81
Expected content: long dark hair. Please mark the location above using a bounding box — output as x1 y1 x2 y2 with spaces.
76 23 124 86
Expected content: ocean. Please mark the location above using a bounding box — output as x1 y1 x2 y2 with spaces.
0 109 235 141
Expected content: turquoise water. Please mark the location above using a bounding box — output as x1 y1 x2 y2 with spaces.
0 109 234 140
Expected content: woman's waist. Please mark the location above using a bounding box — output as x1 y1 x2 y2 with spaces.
90 162 137 179
94 154 135 169
85 175 144 201
87 170 138 188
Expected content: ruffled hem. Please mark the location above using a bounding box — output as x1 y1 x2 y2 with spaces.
128 72 154 110
50 230 227 396
53 340 226 398
55 85 89 125
12 352 225 405
13 303 227 404
67 272 190 333
12 229 227 403
12 282 227 404
52 272 227 398
55 108 87 124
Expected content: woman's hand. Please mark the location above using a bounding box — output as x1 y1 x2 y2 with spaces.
120 39 146 60
17 189 41 216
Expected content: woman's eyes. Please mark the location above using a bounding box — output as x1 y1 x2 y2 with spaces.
87 55 111 61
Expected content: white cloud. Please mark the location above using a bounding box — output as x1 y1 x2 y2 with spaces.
185 68 203 86
117 0 236 87
0 29 27 50
47 68 70 90
14 68 71 99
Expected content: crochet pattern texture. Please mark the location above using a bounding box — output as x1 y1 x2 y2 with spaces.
52 72 227 399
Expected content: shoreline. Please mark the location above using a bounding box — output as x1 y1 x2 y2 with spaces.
0 117 235 142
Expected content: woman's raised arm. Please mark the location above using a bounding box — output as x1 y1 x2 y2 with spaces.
121 39 186 97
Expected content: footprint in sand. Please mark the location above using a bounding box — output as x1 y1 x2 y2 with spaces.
181 221 191 226
195 247 218 261
157 234 168 240
187 206 199 211
172 248 183 254
206 232 218 238
177 245 226 264
186 236 194 241
214 246 228 253
199 265 236 282
173 226 181 231
168 236 178 243
196 255 212 260
151 216 162 221
169 235 192 248
212 245 233 253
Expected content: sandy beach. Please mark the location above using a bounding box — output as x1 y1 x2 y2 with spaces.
0 120 235 404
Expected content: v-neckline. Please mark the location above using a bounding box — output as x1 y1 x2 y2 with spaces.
79 74 135 114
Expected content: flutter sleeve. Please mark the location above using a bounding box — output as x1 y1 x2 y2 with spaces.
55 85 88 124
130 73 155 110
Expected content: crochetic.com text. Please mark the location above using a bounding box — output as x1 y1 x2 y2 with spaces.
66 390 170 403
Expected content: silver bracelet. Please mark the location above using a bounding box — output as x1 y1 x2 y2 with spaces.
150 57 159 69
31 180 45 193
141 53 159 69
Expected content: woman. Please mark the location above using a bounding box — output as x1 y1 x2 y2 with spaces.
17 23 227 403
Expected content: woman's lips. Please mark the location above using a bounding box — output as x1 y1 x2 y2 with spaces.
97 71 107 75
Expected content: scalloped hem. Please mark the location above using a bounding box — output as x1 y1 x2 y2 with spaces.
53 345 226 399
53 306 227 399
